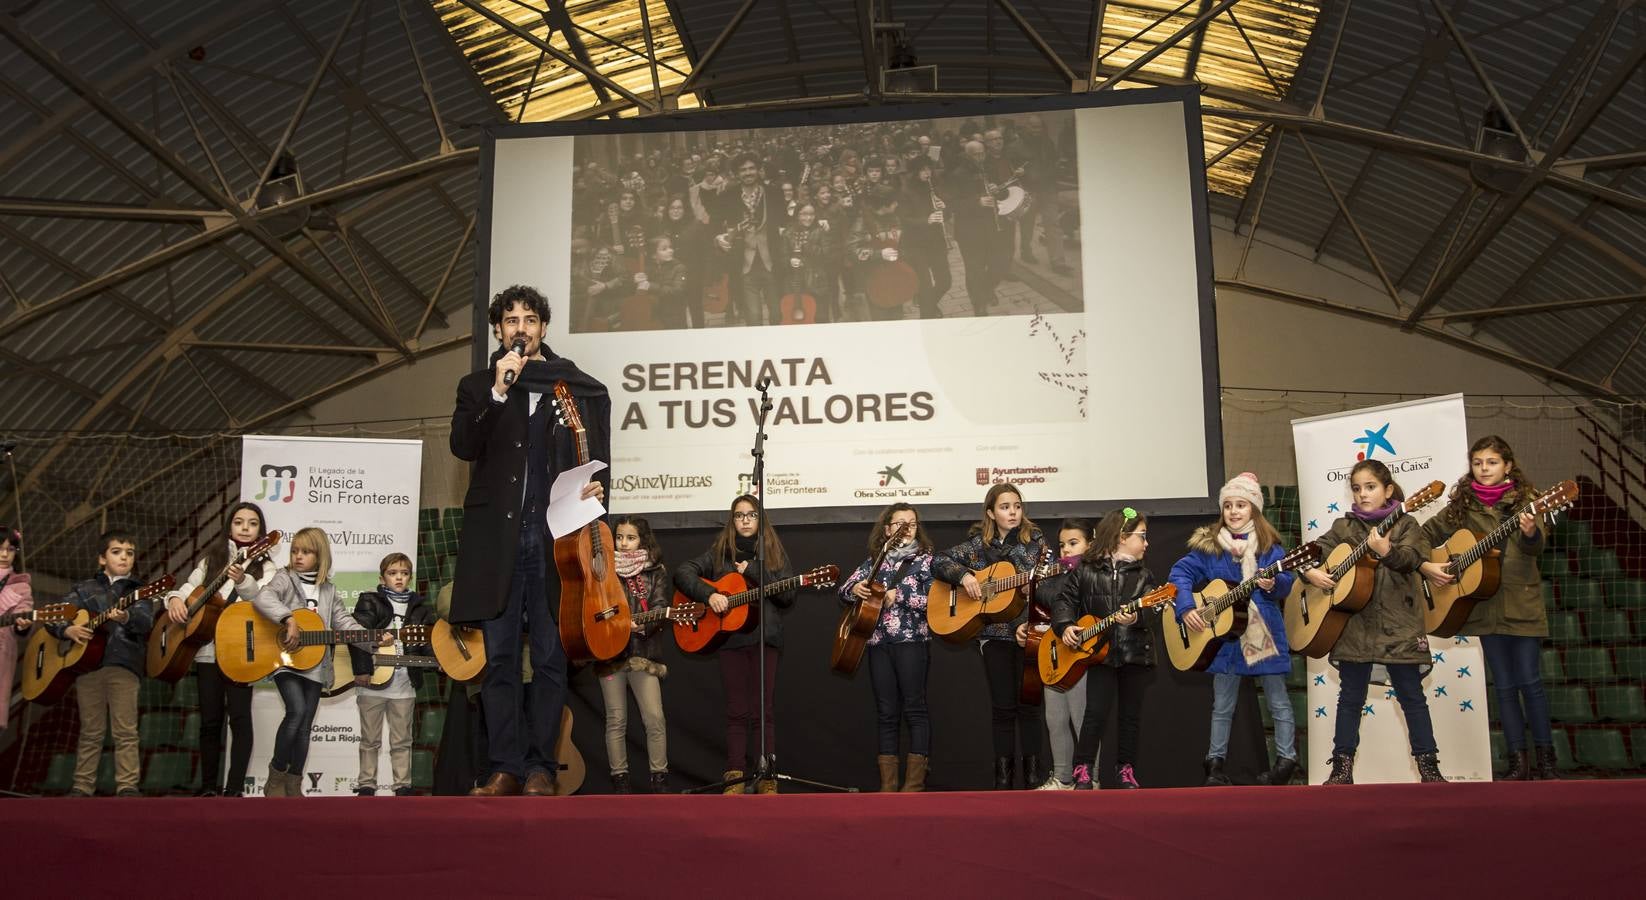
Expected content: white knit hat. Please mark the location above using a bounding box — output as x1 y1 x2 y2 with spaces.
1219 471 1264 511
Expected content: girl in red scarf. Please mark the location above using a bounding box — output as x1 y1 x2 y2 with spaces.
601 515 673 793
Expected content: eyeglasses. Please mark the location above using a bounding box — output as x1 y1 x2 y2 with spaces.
733 512 760 522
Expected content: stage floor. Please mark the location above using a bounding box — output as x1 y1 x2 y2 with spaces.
7 780 1640 897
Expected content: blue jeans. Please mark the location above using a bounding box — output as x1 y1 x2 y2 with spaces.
1332 662 1437 756
1209 673 1295 761
480 525 569 779
867 641 931 756
271 673 321 773
1481 634 1552 751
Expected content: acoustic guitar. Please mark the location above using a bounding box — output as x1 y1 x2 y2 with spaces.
429 618 487 683
1423 479 1579 637
20 576 175 703
1162 543 1321 672
673 565 840 654
1017 555 1061 706
146 531 283 681
213 603 431 684
550 708 586 796
551 382 633 663
1285 482 1445 658
830 522 913 676
927 550 1058 643
1038 584 1176 689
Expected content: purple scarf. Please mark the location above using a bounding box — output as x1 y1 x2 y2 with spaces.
1349 499 1400 523
1471 479 1515 508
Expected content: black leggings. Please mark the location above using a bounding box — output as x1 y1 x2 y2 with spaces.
271 673 321 773
981 639 1041 759
196 661 253 793
1073 663 1150 770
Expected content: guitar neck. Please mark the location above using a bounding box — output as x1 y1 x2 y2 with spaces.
1208 561 1283 617
979 567 1036 595
371 654 439 668
298 628 396 646
1078 599 1142 644
1451 502 1533 574
1333 511 1402 578
729 574 804 609
86 585 153 630
632 606 675 625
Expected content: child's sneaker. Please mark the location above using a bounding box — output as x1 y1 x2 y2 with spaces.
1117 764 1141 789
1072 764 1094 791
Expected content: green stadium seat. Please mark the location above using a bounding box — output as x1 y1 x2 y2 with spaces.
1586 609 1631 643
1548 611 1583 643
416 707 447 747
418 508 441 531
1575 728 1631 769
1287 656 1307 689
139 712 182 750
1549 729 1579 770
1489 728 1506 774
1548 519 1579 550
37 753 76 794
1273 485 1298 507
139 678 173 709
1559 578 1604 611
1540 551 1571 577
1541 581 1558 609
410 749 434 789
1611 579 1646 609
1539 647 1566 682
416 674 446 703
1547 684 1595 723
96 755 115 795
1580 548 1622 579
1634 728 1646 767
1564 520 1594 552
1292 693 1308 732
1615 645 1646 681
1596 685 1646 723
140 752 193 794
442 507 464 533
172 675 199 708
181 712 201 747
1563 646 1613 681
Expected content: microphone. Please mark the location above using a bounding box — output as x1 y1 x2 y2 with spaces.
756 376 773 392
503 337 526 386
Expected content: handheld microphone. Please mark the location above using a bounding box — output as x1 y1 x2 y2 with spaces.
756 376 773 392
503 337 526 386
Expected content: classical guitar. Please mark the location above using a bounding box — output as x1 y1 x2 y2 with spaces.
1285 482 1445 658
673 565 840 654
550 708 586 796
830 522 913 676
551 382 633 663
146 531 283 681
928 550 1060 643
213 603 431 684
1018 550 1059 706
1423 479 1579 637
1162 543 1321 673
21 575 176 703
429 618 487 683
1038 584 1176 689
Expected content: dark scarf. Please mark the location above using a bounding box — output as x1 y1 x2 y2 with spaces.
1349 499 1401 523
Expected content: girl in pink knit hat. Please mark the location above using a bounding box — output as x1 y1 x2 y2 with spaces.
1167 472 1300 786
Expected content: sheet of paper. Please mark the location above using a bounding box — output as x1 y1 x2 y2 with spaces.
547 460 607 539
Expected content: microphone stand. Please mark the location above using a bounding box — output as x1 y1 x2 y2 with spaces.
688 383 854 795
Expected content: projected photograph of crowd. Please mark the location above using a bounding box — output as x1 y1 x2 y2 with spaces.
566 110 1084 332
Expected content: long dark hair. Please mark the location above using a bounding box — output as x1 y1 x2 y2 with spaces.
709 495 788 570
614 515 665 569
1349 459 1406 504
1086 510 1144 563
0 524 21 571
867 503 933 555
1442 434 1535 524
206 501 269 579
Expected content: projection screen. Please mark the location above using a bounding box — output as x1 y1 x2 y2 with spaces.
479 88 1222 525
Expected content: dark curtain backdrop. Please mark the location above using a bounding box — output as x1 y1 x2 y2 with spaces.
437 514 1276 793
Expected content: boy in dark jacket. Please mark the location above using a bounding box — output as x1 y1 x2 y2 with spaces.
51 529 152 796
348 552 435 796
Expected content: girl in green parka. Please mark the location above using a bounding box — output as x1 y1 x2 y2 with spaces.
1420 435 1551 781
1303 460 1445 785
